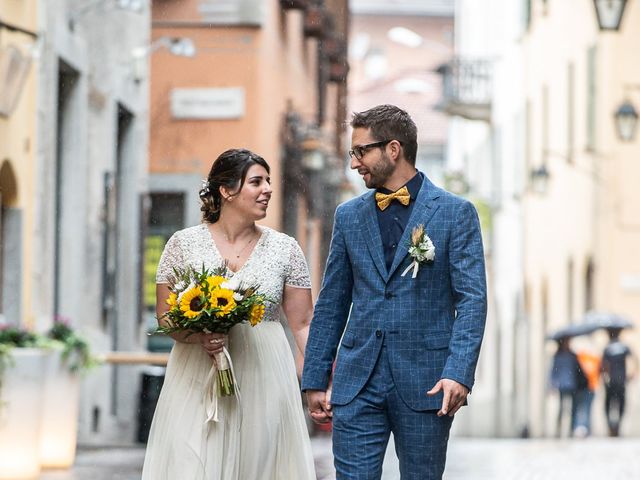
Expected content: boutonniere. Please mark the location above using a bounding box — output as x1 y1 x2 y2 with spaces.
401 224 435 278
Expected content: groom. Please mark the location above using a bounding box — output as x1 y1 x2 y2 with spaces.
302 104 487 479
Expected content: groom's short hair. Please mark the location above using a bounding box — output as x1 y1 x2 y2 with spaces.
350 104 418 165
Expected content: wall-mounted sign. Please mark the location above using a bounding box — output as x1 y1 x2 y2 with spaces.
170 87 245 120
198 0 264 26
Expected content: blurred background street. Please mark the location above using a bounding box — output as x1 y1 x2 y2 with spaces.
2 0 640 478
37 434 640 480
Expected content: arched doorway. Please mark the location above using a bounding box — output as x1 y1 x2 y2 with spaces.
0 159 20 323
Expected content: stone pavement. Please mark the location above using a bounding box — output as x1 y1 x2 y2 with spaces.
38 435 640 479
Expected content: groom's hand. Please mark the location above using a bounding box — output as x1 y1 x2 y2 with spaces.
427 379 469 417
306 390 333 424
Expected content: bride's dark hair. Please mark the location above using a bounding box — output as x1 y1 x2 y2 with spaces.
199 149 270 223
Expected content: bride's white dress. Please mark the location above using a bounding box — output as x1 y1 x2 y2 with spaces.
142 224 316 480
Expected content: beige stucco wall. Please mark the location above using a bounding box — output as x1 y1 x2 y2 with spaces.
0 0 38 327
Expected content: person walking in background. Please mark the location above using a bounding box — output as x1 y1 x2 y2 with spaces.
574 350 601 437
550 337 586 438
601 328 638 437
302 104 487 479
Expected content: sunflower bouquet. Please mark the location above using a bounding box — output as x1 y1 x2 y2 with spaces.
156 264 267 399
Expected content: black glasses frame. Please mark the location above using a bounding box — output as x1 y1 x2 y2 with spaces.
348 140 393 160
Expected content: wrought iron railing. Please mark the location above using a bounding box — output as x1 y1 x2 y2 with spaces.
438 57 493 121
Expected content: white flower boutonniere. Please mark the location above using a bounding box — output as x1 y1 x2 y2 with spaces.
401 224 435 278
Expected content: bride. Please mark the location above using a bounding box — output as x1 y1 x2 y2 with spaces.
142 149 316 479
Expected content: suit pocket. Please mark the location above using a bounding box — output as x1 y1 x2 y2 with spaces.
340 332 355 349
423 333 450 350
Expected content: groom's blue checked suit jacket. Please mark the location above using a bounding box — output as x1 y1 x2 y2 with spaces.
301 176 487 410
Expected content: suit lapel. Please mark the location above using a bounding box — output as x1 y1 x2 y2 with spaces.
360 192 388 280
387 177 442 280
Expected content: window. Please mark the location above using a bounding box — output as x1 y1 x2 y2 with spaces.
523 0 532 29
144 193 186 312
586 46 597 151
567 62 575 163
525 100 532 183
567 258 574 322
585 258 595 312
542 85 549 165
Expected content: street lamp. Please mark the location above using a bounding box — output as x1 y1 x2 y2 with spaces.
301 134 326 171
530 164 550 195
593 0 629 31
131 37 196 82
614 100 639 142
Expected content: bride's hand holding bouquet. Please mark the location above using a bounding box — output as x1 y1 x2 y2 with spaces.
156 264 267 416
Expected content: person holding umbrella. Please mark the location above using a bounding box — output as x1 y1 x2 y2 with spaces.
549 336 588 437
601 327 638 436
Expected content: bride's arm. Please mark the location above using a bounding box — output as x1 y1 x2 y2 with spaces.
156 284 224 356
282 285 313 359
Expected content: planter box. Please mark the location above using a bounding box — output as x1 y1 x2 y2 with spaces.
39 349 80 469
0 348 50 480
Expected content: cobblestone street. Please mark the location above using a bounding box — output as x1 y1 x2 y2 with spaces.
38 435 640 480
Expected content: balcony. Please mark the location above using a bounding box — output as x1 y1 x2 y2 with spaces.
437 57 493 122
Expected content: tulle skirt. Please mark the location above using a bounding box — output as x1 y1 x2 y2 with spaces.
141 321 315 480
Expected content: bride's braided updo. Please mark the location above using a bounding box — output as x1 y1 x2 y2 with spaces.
199 148 270 223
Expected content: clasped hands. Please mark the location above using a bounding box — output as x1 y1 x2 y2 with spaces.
305 378 469 424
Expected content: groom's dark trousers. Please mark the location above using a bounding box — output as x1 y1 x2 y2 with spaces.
332 343 453 480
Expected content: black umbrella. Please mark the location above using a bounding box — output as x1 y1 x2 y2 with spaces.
581 311 634 331
547 322 600 341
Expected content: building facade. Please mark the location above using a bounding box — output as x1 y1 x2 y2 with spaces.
443 0 640 437
1 0 151 444
0 0 38 335
522 0 640 437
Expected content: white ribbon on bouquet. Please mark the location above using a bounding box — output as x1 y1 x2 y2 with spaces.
203 346 242 425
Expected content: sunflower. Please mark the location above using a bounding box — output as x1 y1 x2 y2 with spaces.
248 303 265 326
206 275 226 291
166 292 178 309
210 288 236 317
180 286 206 319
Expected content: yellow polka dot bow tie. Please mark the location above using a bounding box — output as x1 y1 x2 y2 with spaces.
375 186 411 211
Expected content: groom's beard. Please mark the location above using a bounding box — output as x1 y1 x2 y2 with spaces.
364 153 394 189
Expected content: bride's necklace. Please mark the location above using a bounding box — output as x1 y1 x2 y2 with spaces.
230 236 255 259
222 228 259 259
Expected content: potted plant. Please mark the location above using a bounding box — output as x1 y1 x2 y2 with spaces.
39 316 97 469
0 324 51 480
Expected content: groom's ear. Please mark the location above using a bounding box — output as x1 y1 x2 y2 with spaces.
388 139 403 163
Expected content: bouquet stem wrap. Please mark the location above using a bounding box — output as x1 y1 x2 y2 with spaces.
214 350 234 396
204 346 241 424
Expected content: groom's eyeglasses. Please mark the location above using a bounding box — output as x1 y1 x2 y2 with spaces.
349 140 395 160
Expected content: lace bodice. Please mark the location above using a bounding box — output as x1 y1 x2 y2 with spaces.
156 224 311 322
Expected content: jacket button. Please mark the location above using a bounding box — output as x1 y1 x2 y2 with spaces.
376 330 382 338
385 292 393 299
